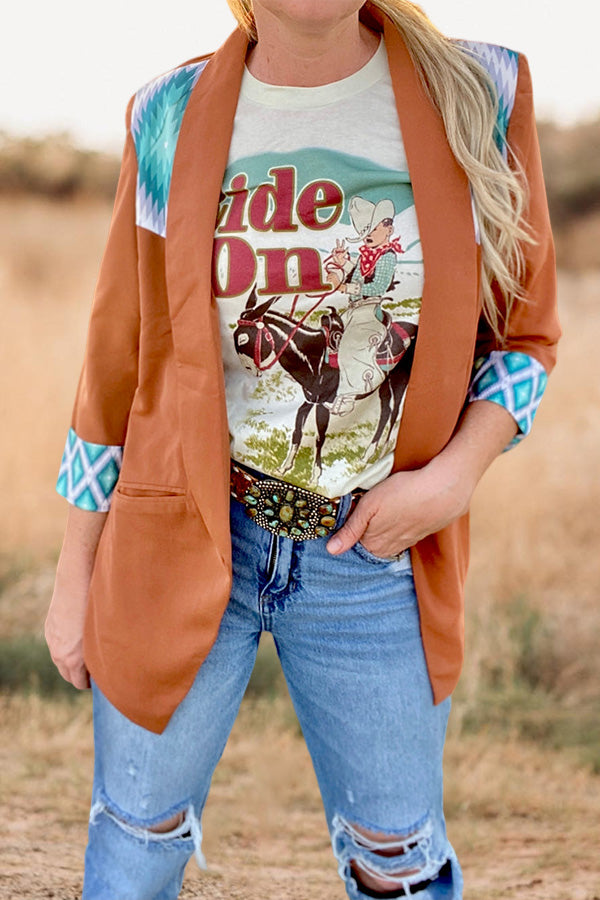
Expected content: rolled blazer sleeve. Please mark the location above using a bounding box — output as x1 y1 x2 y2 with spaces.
56 96 140 510
467 52 561 449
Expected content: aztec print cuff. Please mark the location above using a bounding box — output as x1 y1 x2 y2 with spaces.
467 351 548 451
56 428 123 511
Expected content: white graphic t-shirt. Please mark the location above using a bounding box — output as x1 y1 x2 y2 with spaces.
213 40 424 498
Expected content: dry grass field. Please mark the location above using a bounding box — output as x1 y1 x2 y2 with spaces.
2 691 599 900
1 195 599 898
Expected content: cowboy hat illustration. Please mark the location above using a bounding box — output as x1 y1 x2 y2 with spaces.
346 197 396 242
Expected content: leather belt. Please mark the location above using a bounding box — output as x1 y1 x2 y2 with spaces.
230 460 365 541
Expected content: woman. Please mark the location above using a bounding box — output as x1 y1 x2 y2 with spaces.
45 1 560 898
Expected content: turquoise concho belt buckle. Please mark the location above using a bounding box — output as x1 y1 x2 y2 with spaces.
241 480 338 541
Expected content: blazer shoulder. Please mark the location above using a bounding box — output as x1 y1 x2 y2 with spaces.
455 39 521 151
128 54 212 237
130 54 212 143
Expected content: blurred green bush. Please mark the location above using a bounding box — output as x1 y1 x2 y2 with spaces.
0 632 285 700
0 131 119 200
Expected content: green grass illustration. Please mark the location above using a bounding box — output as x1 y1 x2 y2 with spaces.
381 296 421 314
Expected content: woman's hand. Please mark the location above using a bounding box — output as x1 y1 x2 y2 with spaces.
45 574 92 690
326 399 520 558
326 455 475 559
45 506 107 690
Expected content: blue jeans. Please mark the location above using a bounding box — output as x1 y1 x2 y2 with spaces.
83 495 463 899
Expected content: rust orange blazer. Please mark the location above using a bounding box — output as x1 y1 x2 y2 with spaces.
66 7 560 732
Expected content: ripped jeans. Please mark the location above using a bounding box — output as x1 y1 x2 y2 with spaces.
83 495 463 899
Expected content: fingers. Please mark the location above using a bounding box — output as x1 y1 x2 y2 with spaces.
58 661 90 690
326 504 369 555
333 239 348 258
45 624 90 691
50 650 90 691
62 655 90 690
75 667 91 691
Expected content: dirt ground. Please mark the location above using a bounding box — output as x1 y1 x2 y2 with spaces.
1 692 599 900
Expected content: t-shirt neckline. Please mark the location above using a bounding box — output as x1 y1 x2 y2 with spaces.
240 38 387 109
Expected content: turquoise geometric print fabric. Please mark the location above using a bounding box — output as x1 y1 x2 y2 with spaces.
131 61 208 237
56 428 123 511
458 41 519 156
467 351 548 450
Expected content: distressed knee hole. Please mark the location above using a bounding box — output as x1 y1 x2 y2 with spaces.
332 811 447 897
89 798 207 869
148 811 187 834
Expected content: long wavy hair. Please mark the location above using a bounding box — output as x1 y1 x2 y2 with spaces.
225 0 534 343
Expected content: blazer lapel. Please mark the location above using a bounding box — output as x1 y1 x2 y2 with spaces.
378 14 481 470
166 28 248 561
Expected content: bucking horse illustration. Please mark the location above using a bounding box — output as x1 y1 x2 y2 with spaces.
233 287 417 487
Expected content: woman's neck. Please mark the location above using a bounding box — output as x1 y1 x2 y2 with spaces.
246 14 380 87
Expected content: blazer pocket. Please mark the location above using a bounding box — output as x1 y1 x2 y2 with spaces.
114 482 188 512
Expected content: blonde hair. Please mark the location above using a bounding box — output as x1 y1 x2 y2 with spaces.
226 0 534 343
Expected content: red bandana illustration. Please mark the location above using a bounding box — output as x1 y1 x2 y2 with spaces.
358 239 405 277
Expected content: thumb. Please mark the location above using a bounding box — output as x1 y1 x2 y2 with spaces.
327 504 369 555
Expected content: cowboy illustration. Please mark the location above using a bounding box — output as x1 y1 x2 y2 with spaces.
326 196 404 415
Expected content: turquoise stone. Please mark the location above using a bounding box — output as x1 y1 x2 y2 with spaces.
279 505 294 523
